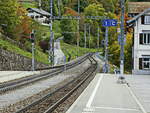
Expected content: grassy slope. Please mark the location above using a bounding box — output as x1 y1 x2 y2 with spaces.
61 41 102 61
0 38 49 64
0 37 102 64
19 1 36 9
21 2 36 8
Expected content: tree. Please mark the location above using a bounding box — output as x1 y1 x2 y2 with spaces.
84 3 106 48
0 0 20 37
40 0 64 16
60 15 77 44
15 6 32 41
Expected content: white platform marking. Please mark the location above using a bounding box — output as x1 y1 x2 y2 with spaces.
86 74 104 108
82 107 95 113
94 106 140 111
126 84 147 113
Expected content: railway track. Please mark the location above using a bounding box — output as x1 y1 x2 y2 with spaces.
14 58 97 113
0 53 93 94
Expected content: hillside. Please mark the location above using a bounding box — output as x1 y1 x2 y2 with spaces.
0 34 101 65
0 36 49 64
0 0 134 71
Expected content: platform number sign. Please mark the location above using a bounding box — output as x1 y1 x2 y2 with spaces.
102 19 118 27
102 19 117 73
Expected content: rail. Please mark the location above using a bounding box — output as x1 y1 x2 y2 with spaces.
14 56 97 113
0 53 93 94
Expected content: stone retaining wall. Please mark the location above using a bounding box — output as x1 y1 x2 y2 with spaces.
0 49 47 71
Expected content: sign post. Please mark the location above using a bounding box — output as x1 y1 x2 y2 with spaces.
102 19 117 73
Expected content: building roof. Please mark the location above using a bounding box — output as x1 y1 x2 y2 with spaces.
27 8 51 17
127 8 150 24
128 2 150 14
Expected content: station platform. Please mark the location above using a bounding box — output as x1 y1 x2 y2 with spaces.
66 74 146 113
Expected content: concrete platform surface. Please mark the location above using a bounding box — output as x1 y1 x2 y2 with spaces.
126 75 150 113
66 74 143 113
0 71 40 83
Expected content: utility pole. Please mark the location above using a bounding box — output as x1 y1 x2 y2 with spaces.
77 0 80 57
49 0 54 66
120 0 125 75
38 0 41 8
88 25 91 48
58 0 61 16
97 26 100 48
31 30 35 71
104 27 109 73
84 24 87 48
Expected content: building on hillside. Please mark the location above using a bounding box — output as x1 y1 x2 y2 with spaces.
27 8 50 25
128 2 150 17
127 8 150 75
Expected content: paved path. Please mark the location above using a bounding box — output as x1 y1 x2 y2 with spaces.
54 39 65 66
67 74 143 113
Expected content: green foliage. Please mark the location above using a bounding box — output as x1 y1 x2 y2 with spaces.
84 3 106 20
124 33 132 71
61 41 102 61
0 37 49 64
0 0 20 37
20 2 36 9
40 0 64 16
129 0 149 1
0 0 133 71
60 16 77 44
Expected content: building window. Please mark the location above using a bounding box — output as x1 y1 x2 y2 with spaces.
35 16 39 18
31 15 34 19
40 15 43 18
139 58 150 70
141 15 150 24
139 33 150 45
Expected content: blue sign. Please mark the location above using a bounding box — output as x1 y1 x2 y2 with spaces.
102 19 118 27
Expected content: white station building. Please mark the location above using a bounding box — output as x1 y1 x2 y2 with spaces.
127 8 150 75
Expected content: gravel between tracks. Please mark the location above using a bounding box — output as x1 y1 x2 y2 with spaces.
52 68 96 113
0 58 91 113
